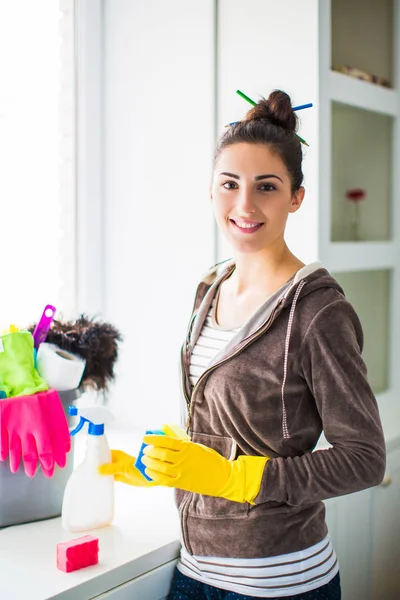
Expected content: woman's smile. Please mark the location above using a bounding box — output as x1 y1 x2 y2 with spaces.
229 218 265 234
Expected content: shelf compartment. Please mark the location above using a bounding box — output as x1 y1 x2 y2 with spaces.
327 242 397 273
329 71 398 117
331 0 394 88
331 102 393 243
332 269 391 395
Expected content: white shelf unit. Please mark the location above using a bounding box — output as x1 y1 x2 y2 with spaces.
319 0 400 412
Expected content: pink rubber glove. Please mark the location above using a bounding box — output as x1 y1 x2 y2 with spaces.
0 389 71 478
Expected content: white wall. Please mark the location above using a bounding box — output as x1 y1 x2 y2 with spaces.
81 0 321 430
102 0 215 429
217 0 320 264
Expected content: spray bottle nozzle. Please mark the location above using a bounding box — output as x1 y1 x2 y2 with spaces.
68 405 114 437
69 414 89 437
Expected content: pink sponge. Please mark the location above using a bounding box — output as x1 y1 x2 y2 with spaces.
57 535 99 573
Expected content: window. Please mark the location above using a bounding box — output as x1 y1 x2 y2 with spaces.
0 0 76 330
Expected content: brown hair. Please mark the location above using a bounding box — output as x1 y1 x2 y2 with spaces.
213 90 304 193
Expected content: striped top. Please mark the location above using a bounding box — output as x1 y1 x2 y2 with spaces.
178 537 338 598
179 293 339 597
188 291 241 387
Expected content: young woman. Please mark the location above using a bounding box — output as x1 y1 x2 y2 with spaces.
100 90 386 599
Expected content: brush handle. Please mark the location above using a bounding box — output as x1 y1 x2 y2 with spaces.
32 305 56 349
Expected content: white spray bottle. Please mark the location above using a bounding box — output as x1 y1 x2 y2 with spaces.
61 405 115 532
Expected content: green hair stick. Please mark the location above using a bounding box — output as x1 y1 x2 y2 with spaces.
236 89 257 106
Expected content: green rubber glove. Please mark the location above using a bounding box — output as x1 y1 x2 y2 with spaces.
0 332 48 398
141 434 269 504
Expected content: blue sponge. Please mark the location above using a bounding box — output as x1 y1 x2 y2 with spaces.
135 429 165 481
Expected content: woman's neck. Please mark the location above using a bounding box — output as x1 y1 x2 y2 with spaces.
229 243 305 298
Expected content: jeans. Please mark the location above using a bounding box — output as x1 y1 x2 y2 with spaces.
167 568 341 600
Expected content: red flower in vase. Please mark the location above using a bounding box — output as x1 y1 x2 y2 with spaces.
345 188 366 241
346 188 366 202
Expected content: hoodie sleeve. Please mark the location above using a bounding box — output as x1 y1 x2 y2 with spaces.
255 298 386 506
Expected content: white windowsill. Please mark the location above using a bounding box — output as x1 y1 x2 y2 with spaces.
0 426 181 600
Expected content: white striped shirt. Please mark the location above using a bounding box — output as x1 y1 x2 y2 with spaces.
180 296 339 597
188 297 241 387
178 537 338 598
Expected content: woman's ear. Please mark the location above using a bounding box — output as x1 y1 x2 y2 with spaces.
289 186 305 214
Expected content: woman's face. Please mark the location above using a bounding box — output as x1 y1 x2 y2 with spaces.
210 143 304 254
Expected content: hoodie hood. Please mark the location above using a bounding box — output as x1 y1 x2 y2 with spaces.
188 259 345 355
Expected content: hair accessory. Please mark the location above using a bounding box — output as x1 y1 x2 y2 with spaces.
295 134 309 147
236 89 257 106
292 102 313 111
234 89 311 146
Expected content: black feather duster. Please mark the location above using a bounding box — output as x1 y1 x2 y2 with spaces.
28 315 123 392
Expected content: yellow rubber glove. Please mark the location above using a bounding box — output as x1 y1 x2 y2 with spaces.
141 434 269 504
98 424 190 487
98 449 157 487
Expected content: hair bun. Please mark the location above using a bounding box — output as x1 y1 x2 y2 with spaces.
243 89 297 132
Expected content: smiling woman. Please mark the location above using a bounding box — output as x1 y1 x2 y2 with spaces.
102 89 385 600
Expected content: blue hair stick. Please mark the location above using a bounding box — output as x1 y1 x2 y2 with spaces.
293 103 313 111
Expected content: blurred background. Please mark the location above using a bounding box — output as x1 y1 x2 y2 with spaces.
0 1 399 597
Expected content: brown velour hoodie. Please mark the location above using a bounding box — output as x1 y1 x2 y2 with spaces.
177 260 386 559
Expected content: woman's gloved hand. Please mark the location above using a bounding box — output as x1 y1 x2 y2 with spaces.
141 434 269 504
98 423 190 487
98 449 158 487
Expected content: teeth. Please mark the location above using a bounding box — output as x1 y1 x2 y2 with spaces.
234 221 262 229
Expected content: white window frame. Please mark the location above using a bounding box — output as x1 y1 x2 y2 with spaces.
75 0 105 316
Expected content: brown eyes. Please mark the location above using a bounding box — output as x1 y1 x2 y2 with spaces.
258 183 277 192
221 180 276 192
222 180 238 189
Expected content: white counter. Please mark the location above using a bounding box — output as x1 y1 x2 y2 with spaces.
0 428 181 600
